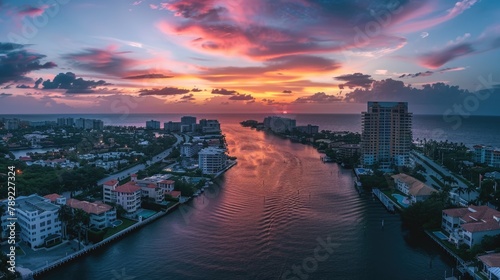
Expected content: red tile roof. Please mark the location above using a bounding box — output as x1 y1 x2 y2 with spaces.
44 193 62 202
66 198 113 215
444 205 500 233
443 208 470 217
131 173 137 177
146 183 157 189
19 156 32 161
167 191 181 198
103 180 119 186
114 182 141 193
160 180 175 184
479 253 500 268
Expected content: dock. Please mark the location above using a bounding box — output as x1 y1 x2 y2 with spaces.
372 188 395 212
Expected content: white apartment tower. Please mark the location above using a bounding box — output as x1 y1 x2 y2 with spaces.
361 102 412 168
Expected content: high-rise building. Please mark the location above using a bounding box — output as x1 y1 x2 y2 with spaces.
474 145 500 167
146 120 160 130
361 102 412 168
181 116 197 125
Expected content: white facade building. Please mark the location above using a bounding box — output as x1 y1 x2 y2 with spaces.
1 194 62 249
198 147 227 174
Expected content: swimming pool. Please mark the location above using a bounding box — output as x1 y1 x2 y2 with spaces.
137 209 157 219
392 194 410 208
433 231 448 240
112 220 123 228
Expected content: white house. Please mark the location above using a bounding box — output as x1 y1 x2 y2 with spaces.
442 206 500 248
66 198 116 229
115 182 142 213
478 253 500 280
1 194 62 249
392 173 437 203
103 179 119 203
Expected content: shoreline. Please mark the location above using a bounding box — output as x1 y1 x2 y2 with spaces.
23 202 180 279
15 134 236 278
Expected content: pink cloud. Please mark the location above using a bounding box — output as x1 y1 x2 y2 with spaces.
17 5 48 17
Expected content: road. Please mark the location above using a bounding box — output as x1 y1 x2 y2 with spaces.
97 133 183 185
411 151 479 202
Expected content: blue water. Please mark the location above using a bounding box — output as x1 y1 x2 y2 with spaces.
392 194 410 208
38 121 457 280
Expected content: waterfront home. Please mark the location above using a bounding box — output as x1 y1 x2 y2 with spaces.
478 253 500 280
198 147 227 175
102 179 141 213
115 182 142 213
140 183 165 203
442 206 500 248
103 180 119 203
391 174 437 203
66 199 116 229
44 194 117 230
1 194 62 249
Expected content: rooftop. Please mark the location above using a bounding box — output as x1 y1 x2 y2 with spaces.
392 174 437 197
66 198 113 215
479 253 500 268
43 193 62 202
114 182 141 193
103 179 119 186
444 205 500 233
15 194 60 213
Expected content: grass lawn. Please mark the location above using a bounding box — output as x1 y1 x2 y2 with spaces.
103 218 137 239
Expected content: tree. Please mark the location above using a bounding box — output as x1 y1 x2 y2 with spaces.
58 205 73 239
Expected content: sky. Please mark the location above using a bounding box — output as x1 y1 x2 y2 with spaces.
0 0 499 115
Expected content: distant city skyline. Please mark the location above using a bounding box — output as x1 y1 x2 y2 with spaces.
1 0 499 115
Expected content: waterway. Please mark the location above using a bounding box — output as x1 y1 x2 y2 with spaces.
40 122 454 279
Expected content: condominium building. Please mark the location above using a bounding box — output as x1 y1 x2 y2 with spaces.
181 142 201 157
264 116 296 133
296 124 319 135
198 147 227 174
103 180 119 203
102 179 141 213
473 145 500 167
1 194 62 249
146 120 161 130
115 183 142 213
199 119 221 133
181 116 197 126
361 102 412 168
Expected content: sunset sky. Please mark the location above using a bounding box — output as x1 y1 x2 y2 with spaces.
1 0 499 114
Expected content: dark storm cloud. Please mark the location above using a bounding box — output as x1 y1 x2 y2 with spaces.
16 84 30 88
0 92 12 98
282 90 292 94
34 77 43 88
294 92 342 103
42 72 108 93
211 88 237 95
139 87 191 96
123 74 174 79
228 93 254 101
344 79 471 105
0 42 57 85
334 73 374 89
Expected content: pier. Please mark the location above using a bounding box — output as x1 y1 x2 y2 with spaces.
372 188 396 212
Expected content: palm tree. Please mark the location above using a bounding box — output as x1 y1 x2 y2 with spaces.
58 205 72 239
